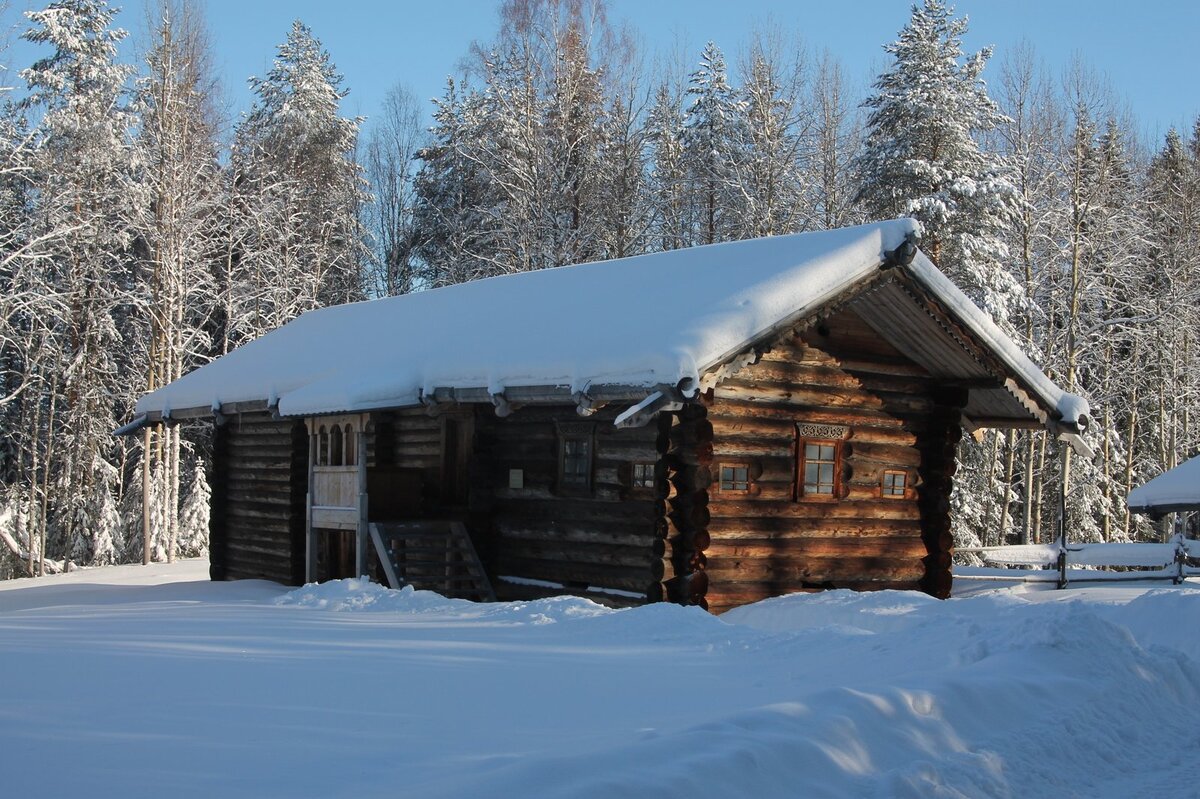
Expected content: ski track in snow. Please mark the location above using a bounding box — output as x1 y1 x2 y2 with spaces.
1 562 1199 798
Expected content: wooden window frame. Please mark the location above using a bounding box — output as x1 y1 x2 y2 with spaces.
556 421 595 496
630 462 656 491
880 469 910 500
716 461 762 496
343 424 356 466
797 437 842 502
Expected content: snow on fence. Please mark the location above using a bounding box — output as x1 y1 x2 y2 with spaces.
956 537 1200 588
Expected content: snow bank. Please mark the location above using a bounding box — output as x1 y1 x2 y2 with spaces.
4 564 1200 798
275 577 612 624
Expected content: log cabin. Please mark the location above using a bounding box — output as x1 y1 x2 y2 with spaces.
121 220 1090 612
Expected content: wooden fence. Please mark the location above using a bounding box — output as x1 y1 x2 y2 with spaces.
956 537 1200 588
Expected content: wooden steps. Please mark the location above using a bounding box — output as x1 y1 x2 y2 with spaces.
369 521 496 601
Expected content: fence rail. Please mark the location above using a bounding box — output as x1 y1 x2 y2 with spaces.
956 537 1200 588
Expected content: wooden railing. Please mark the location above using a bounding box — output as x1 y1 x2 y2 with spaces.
956 537 1200 588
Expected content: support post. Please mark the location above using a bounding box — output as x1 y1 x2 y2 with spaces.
305 430 317 583
142 425 152 565
1057 441 1069 590
355 429 368 578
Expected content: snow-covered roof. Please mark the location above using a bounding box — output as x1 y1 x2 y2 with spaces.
1128 455 1200 514
133 219 1087 441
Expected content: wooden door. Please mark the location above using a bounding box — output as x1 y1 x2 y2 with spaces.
440 414 474 508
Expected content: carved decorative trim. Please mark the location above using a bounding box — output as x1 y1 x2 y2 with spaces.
797 423 849 440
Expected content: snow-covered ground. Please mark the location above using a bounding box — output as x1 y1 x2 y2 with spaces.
2 562 1199 798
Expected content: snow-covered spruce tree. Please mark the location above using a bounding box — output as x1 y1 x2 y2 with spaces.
127 0 222 563
855 0 1021 327
174 452 209 558
855 1 1023 549
681 41 744 246
20 0 136 566
411 78 500 286
224 20 367 347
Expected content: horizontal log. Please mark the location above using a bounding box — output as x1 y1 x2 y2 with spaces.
709 397 925 430
704 556 925 584
492 520 661 548
492 539 662 573
492 555 658 593
707 499 921 522
224 505 302 524
224 488 296 505
716 381 935 417
222 525 296 544
705 535 929 559
708 516 922 537
733 361 934 396
491 498 657 524
221 456 300 472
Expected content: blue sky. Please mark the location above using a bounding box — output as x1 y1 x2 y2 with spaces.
2 0 1196 147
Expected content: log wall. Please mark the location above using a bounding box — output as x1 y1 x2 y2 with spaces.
471 405 664 601
209 411 308 584
703 308 958 613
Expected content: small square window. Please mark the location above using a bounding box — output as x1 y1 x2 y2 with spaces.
719 464 751 493
631 462 655 489
881 470 907 498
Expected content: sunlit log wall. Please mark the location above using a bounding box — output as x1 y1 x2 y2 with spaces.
701 308 957 613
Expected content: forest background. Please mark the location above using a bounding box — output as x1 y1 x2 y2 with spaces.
0 0 1197 578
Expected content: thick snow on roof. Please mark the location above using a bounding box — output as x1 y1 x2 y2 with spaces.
1128 455 1200 513
135 218 1086 429
138 221 920 417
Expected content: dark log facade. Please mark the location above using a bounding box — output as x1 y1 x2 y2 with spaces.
209 412 308 584
206 307 967 612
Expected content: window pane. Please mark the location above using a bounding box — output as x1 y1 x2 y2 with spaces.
805 443 820 460
805 463 819 485
819 445 834 461
563 436 590 485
